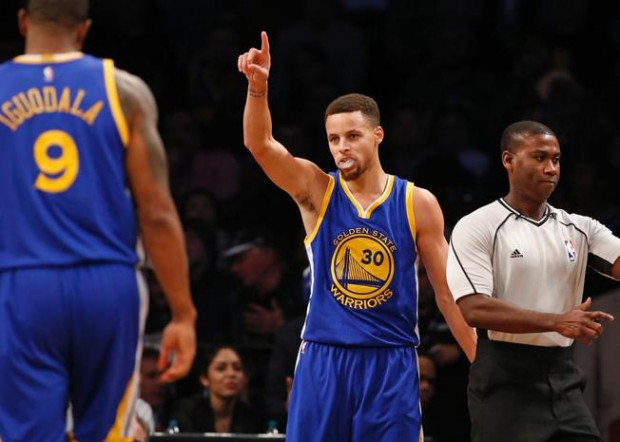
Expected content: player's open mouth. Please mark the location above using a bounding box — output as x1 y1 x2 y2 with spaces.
338 158 355 169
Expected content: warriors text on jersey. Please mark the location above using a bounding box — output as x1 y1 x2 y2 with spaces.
447 198 620 347
0 52 138 269
302 172 420 346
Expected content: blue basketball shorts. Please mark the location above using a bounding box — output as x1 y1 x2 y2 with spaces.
286 341 422 442
0 264 147 442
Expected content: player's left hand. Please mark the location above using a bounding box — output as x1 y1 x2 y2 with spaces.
157 319 196 382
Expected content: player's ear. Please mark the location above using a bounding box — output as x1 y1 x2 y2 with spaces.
502 150 514 169
374 126 384 144
17 9 28 38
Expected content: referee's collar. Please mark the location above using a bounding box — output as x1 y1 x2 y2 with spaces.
498 198 556 225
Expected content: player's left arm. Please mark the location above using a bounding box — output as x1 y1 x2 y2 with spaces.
117 68 197 382
413 187 477 362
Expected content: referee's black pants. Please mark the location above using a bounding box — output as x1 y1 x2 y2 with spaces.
468 338 600 442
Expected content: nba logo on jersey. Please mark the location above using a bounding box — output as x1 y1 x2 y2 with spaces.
564 238 576 262
43 66 54 82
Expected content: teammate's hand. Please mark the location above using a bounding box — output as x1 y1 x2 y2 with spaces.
157 319 196 382
555 297 614 345
237 31 271 88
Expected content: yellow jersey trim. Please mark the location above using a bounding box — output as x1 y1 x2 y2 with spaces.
13 52 84 64
105 374 135 442
103 59 129 146
340 173 394 219
406 182 417 240
305 175 335 245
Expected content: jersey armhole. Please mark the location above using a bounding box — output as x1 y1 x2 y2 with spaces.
304 175 335 245
406 182 417 240
103 59 129 147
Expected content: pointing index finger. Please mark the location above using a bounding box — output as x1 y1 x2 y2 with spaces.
261 31 270 56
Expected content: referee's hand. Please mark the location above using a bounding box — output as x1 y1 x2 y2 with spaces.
555 297 614 345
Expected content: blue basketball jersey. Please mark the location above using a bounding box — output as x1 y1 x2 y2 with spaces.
0 52 138 269
302 172 420 346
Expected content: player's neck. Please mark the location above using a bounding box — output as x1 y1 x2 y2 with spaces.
25 28 82 55
343 166 387 197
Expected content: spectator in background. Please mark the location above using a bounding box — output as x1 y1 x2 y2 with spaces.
144 268 172 336
183 218 236 346
132 398 156 442
263 266 311 433
418 264 470 442
418 353 439 442
223 225 306 411
168 345 263 433
224 226 305 345
139 346 177 432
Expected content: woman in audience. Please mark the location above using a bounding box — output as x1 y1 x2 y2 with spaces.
169 345 263 433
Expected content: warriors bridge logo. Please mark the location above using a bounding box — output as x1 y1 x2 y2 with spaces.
330 229 396 310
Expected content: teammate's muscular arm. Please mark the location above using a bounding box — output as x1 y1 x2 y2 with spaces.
413 187 476 362
116 69 197 382
238 31 330 234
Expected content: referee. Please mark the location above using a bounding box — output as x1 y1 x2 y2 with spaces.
447 120 620 442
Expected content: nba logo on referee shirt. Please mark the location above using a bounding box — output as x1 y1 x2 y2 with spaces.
564 239 576 262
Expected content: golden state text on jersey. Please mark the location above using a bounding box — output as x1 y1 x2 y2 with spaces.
330 229 396 310
302 172 421 347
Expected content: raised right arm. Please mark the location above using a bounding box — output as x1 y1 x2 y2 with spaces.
238 31 330 234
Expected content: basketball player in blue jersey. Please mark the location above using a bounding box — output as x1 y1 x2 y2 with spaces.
238 32 476 442
0 1 197 441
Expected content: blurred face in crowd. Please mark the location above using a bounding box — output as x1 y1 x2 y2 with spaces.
185 228 207 267
200 347 246 400
230 246 275 288
140 356 167 408
184 192 216 225
418 354 436 409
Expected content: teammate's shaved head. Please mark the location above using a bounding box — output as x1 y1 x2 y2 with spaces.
26 0 89 27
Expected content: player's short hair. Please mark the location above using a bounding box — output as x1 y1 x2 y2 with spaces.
325 93 381 127
500 120 557 153
26 0 89 27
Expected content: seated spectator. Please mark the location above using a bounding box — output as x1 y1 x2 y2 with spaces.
132 398 155 442
168 345 263 433
143 268 172 335
417 264 471 442
224 226 305 345
418 353 439 441
139 344 176 432
183 218 236 346
263 265 311 432
263 316 304 433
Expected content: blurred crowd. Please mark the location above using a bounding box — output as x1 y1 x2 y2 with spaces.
2 0 620 440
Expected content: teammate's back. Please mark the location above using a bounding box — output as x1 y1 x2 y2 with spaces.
0 53 138 269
